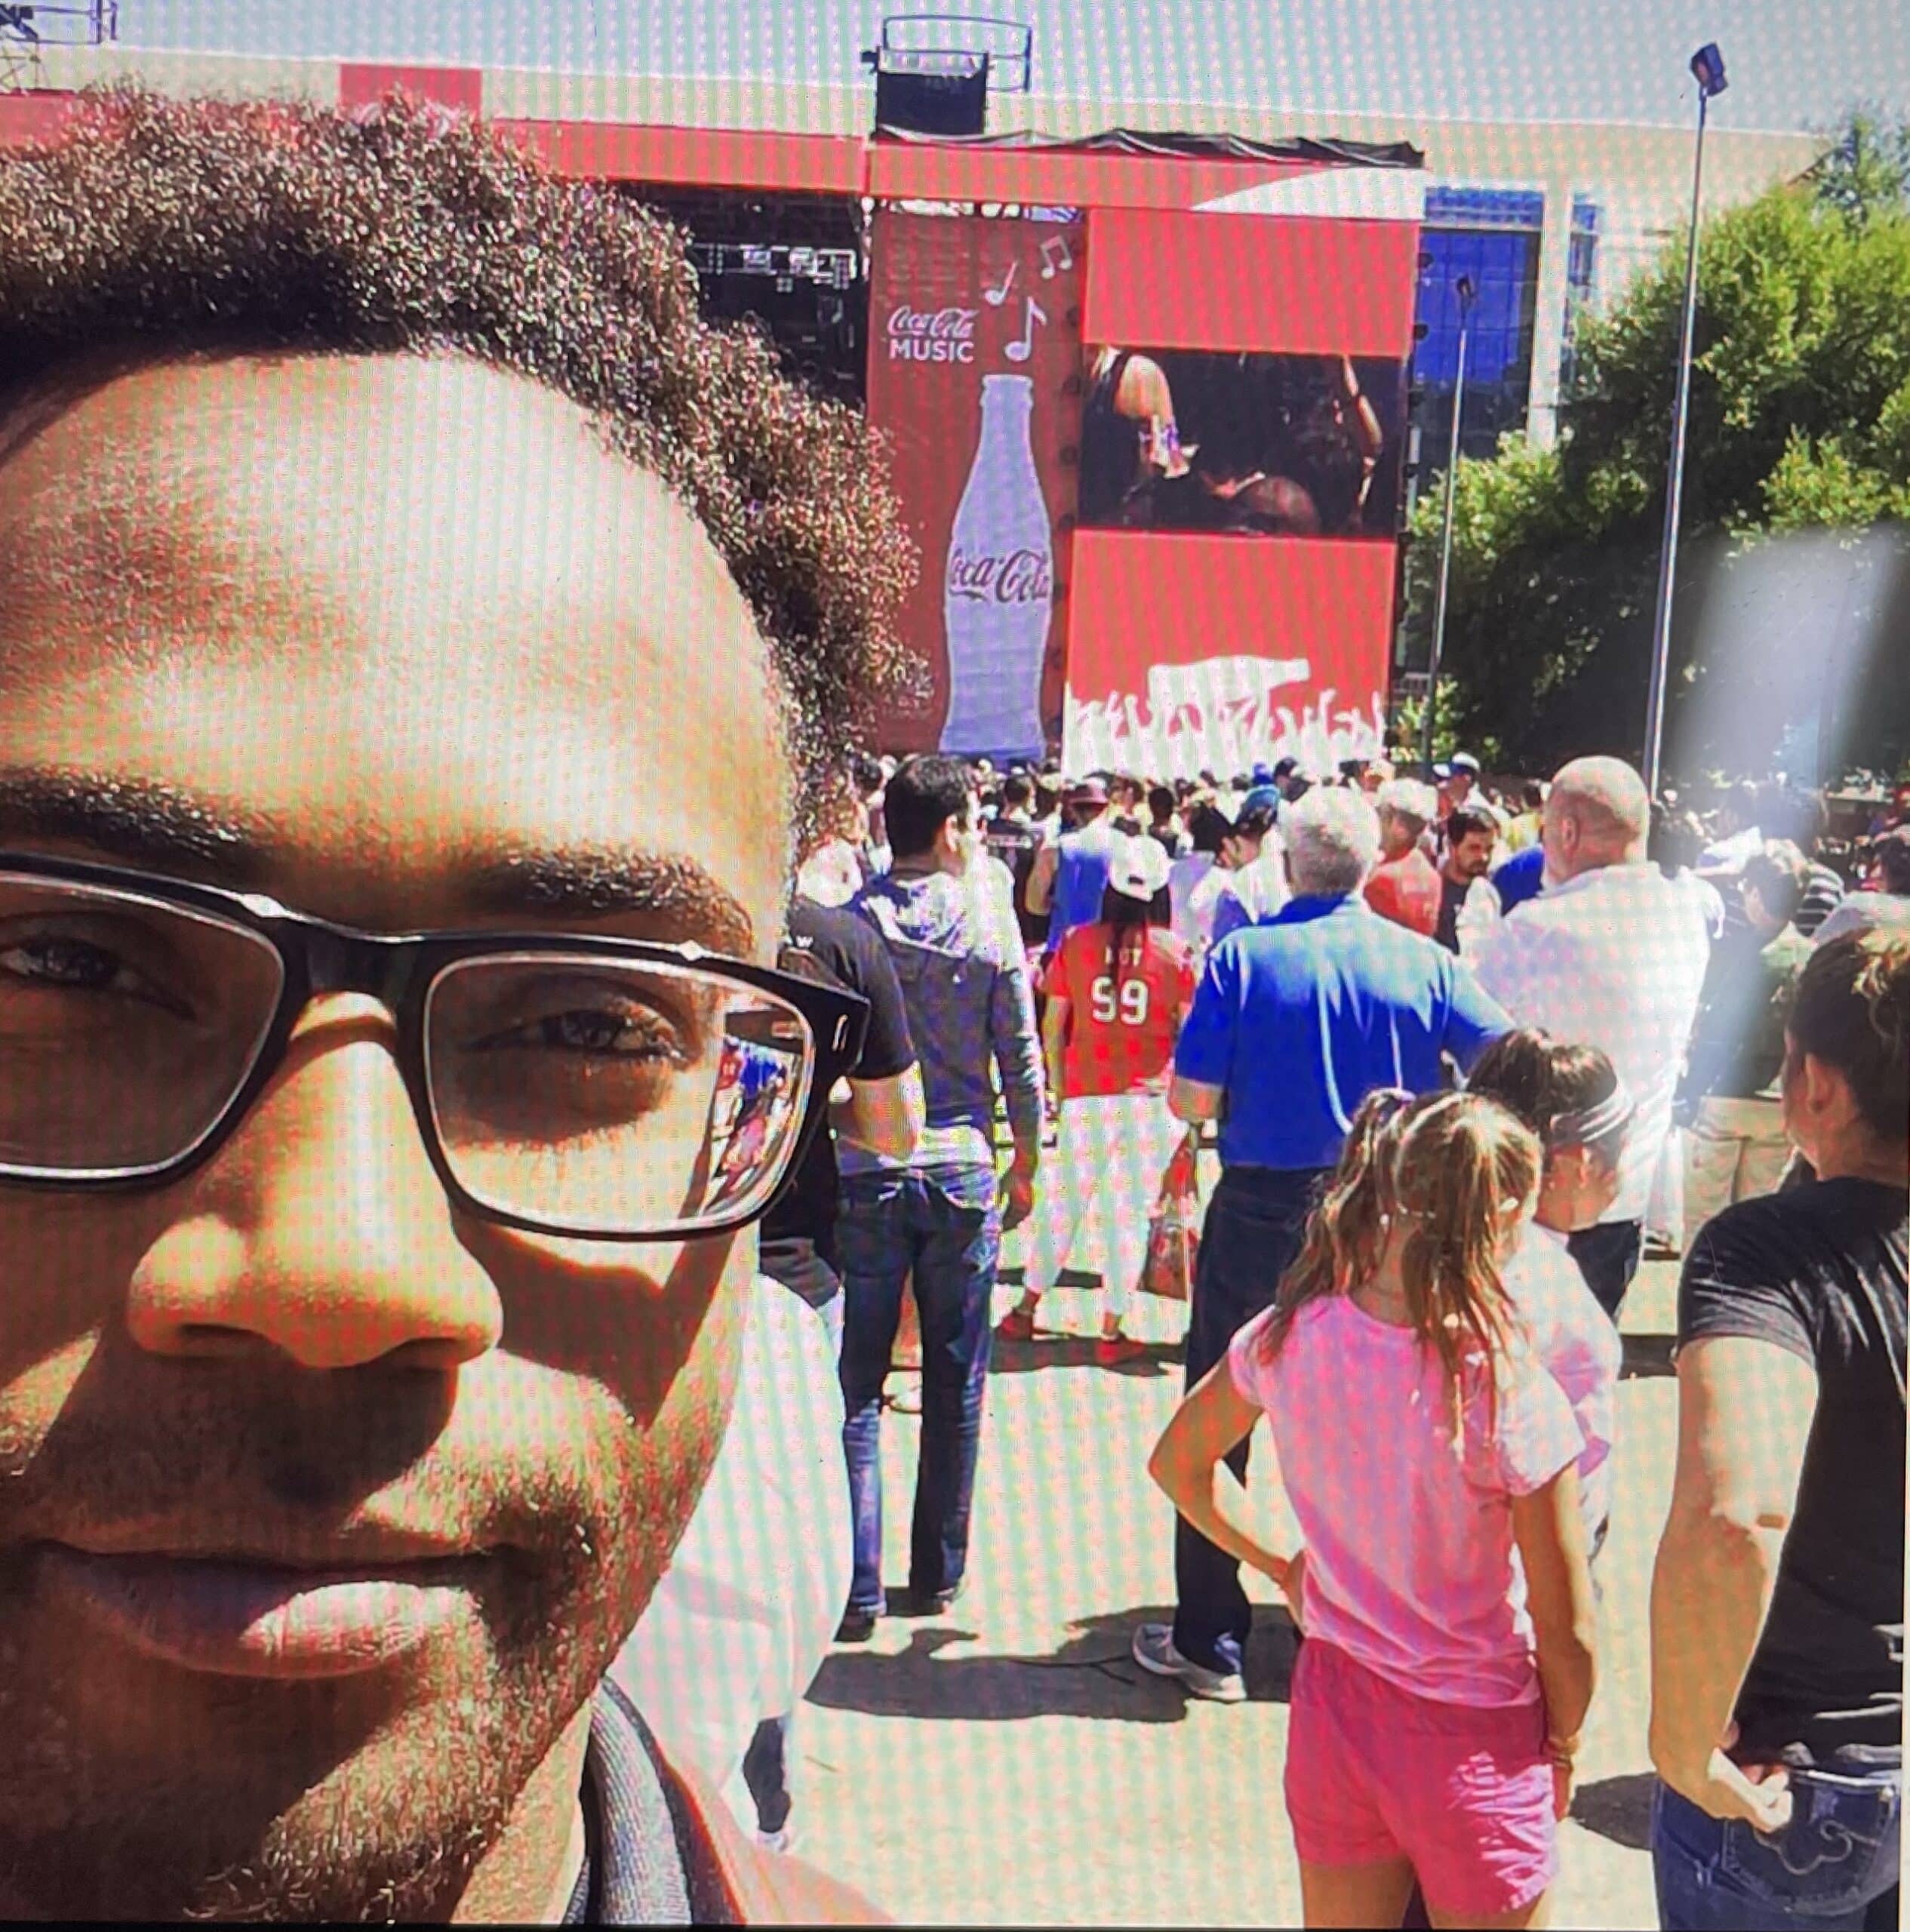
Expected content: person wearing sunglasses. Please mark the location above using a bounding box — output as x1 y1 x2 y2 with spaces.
0 91 903 1923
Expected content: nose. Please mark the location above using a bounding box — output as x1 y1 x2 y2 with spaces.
125 998 504 1371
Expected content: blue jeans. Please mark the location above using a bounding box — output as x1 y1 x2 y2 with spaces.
837 1161 1001 1615
1171 1164 1326 1677
1653 1761 1901 1930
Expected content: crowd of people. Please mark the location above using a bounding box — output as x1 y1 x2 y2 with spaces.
780 740 1907 1930
0 87 1900 1932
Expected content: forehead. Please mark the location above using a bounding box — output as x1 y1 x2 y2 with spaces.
0 354 790 942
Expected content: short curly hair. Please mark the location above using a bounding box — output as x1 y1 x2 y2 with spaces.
0 85 917 833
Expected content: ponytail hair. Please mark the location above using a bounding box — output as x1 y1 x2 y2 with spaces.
1787 930 1910 1146
1097 880 1156 988
1259 1089 1543 1435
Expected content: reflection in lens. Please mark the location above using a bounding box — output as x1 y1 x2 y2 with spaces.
426 957 812 1232
0 875 285 1176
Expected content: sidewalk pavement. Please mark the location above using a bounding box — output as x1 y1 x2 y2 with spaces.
790 1248 1683 1926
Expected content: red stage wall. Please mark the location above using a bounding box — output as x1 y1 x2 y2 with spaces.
1065 533 1397 779
865 210 1085 757
1062 193 1420 777
1081 206 1421 358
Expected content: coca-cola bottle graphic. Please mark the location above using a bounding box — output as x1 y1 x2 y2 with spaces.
941 373 1052 758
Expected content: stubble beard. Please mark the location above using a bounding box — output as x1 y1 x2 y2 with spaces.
0 1440 704 1921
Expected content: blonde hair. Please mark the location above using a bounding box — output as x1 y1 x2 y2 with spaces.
1258 1090 1543 1434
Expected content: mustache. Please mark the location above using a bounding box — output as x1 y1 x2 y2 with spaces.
0 1360 626 1567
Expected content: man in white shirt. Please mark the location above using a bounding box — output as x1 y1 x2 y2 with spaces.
1471 756 1713 1319
611 1276 850 1838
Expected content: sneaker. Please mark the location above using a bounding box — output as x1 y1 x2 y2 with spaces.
882 1373 922 1416
903 1578 968 1617
1095 1332 1149 1366
1130 1622 1247 1703
754 1826 793 1857
994 1306 1037 1343
835 1606 881 1644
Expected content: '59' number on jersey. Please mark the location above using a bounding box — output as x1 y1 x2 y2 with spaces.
1089 975 1150 1026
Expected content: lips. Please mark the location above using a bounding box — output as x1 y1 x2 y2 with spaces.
32 1543 501 1680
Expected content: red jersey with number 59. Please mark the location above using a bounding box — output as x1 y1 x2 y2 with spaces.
1047 921 1198 1100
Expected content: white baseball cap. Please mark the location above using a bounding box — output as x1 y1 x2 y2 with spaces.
1107 832 1171 903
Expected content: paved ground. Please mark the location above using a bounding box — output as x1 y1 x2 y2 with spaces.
792 1244 1683 1927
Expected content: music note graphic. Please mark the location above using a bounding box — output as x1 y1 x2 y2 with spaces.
983 260 1017 307
1038 235 1074 279
1004 297 1047 362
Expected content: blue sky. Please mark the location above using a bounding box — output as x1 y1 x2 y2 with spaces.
99 2 1908 137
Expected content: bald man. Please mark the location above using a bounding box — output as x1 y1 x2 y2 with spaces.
1471 758 1715 1318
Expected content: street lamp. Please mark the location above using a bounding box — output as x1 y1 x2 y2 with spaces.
1421 271 1477 764
1641 42 1728 798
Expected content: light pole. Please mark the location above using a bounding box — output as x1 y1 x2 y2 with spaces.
1421 271 1476 765
1642 42 1728 798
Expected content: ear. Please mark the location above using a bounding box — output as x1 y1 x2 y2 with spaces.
1800 1051 1857 1134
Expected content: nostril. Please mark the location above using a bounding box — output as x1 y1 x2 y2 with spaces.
177 1323 260 1352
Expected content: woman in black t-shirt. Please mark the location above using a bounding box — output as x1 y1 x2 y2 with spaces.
1649 930 1908 1932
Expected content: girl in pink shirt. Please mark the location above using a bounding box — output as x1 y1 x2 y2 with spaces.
1149 1091 1598 1930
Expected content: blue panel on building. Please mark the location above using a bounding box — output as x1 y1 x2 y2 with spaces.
1411 187 1546 482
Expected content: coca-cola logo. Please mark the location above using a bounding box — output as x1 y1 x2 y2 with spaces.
947 545 1052 605
887 303 977 365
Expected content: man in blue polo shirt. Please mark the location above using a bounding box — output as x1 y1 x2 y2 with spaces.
1132 785 1512 1702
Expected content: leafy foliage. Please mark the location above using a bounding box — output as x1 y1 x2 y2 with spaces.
1410 115 1910 782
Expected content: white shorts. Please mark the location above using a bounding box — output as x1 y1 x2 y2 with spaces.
1020 1091 1188 1320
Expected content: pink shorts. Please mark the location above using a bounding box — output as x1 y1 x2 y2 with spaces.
1284 1638 1556 1921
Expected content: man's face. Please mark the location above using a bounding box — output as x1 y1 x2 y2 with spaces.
0 354 789 1918
1448 829 1495 881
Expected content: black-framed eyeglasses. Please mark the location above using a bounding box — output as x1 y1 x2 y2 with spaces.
0 851 869 1241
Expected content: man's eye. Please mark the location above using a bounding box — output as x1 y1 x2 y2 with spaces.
478 1008 686 1060
2 937 143 996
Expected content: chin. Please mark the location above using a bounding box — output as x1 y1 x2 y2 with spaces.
0 1605 618 1922
0 1453 681 1923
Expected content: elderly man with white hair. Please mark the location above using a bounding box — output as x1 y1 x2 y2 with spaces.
1471 755 1715 1321
1131 785 1513 1703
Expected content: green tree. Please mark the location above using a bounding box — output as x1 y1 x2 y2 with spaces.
1410 116 1910 783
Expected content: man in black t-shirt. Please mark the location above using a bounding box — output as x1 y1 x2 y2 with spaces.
1434 804 1498 952
1650 930 1907 1932
983 773 1049 950
761 897 924 1327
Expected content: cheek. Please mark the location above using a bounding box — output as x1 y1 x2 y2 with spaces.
0 1195 179 1380
481 1226 752 1430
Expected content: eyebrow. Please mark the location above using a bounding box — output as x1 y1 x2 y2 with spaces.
460 848 755 954
0 768 278 884
0 769 755 954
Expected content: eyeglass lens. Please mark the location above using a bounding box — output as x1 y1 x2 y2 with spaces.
0 872 814 1234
